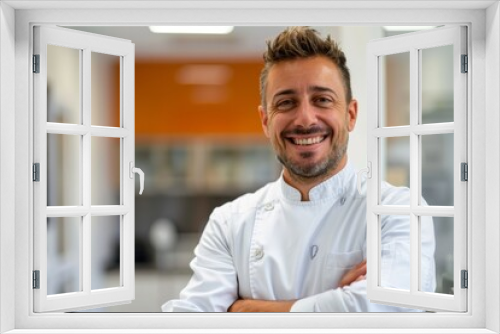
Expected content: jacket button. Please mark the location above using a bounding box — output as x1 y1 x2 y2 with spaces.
340 197 346 205
264 202 274 211
255 247 264 260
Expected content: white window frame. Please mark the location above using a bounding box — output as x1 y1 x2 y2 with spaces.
366 26 468 312
33 25 136 312
1 1 499 333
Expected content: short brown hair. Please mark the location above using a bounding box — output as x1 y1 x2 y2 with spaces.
260 27 352 107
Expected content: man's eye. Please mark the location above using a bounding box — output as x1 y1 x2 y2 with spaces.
315 97 333 105
276 100 295 110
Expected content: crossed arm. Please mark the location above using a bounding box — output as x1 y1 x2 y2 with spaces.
228 260 367 312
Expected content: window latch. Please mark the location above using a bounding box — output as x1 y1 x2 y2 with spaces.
129 161 145 195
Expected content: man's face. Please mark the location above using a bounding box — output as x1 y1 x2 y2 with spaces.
259 56 358 181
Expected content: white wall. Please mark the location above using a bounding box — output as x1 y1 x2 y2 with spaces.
338 26 385 172
486 2 500 333
0 2 16 333
5 4 496 331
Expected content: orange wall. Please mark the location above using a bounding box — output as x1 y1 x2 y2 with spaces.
127 60 265 137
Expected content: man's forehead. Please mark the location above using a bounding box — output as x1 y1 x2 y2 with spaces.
267 58 343 97
268 57 341 79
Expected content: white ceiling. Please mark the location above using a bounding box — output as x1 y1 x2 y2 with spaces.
67 26 339 60
5 1 496 10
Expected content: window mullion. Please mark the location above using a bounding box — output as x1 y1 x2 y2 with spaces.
373 205 455 216
46 123 88 135
82 47 92 295
90 126 130 138
410 47 420 295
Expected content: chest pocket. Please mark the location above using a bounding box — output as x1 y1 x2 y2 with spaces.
322 250 363 291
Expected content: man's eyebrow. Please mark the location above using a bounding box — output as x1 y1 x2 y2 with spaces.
271 86 340 101
272 89 296 100
309 85 339 98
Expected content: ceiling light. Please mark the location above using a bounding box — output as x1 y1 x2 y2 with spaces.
176 65 232 86
149 26 234 34
383 26 436 32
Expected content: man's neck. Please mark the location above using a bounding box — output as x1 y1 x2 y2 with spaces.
283 158 348 201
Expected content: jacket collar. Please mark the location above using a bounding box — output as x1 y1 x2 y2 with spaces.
278 162 356 203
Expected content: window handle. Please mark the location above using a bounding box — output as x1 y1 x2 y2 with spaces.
129 161 145 195
357 162 372 196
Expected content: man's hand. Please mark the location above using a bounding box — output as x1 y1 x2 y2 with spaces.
338 259 367 288
228 260 366 312
228 299 296 312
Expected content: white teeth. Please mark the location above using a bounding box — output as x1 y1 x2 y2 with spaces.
293 136 323 145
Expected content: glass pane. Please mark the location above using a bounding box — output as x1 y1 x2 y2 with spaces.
91 52 121 127
47 45 81 124
421 216 453 295
92 216 121 290
47 134 81 206
380 52 410 127
380 137 410 193
47 217 81 295
421 134 454 206
91 137 120 205
380 215 411 291
421 45 454 124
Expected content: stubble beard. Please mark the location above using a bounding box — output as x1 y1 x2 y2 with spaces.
276 133 349 183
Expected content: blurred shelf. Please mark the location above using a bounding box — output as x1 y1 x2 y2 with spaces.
135 137 281 196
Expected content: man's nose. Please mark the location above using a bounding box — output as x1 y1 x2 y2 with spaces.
294 102 317 128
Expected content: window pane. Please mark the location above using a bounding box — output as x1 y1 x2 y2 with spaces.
380 137 410 194
47 134 81 206
380 52 410 127
421 216 453 295
421 45 454 124
92 216 121 290
380 215 411 291
91 137 120 205
421 134 454 206
47 217 81 295
91 52 121 127
47 45 81 124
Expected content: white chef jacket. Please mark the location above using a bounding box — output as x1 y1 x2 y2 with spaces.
162 162 436 312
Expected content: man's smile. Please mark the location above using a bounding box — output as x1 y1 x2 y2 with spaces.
289 135 327 146
283 128 331 149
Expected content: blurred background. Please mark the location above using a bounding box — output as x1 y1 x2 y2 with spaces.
45 26 454 312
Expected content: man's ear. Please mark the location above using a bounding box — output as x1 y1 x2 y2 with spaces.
258 105 270 138
347 99 358 132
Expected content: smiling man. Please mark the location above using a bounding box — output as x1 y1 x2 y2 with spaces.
259 52 356 202
162 27 436 312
